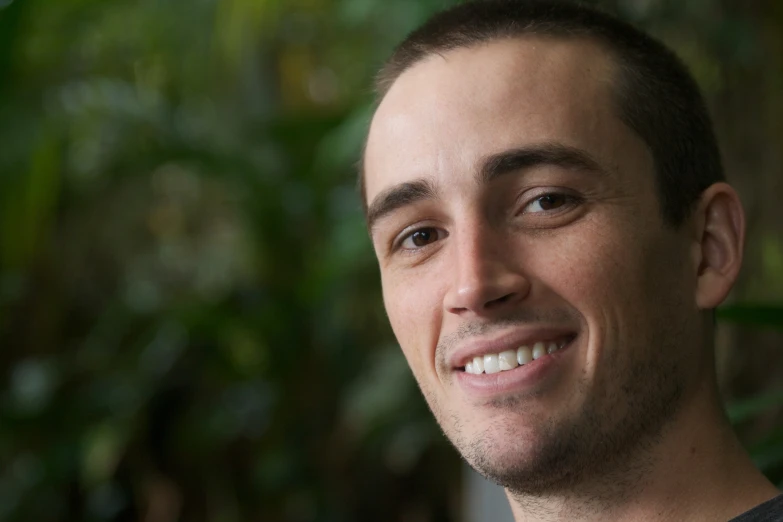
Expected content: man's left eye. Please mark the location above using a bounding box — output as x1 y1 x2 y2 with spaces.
524 193 570 213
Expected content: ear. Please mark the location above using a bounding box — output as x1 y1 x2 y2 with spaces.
691 182 745 309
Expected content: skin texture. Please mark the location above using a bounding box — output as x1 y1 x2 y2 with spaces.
364 37 777 521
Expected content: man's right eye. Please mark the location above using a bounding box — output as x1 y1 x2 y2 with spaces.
399 227 444 250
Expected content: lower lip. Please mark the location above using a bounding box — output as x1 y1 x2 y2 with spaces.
455 340 575 398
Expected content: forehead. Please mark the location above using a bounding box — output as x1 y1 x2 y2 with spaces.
364 37 650 202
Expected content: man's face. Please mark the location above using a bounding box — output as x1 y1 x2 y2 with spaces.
364 38 707 492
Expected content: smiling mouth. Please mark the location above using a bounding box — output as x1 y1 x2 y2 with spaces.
462 335 576 375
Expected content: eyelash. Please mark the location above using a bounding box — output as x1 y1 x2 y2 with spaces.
392 191 582 253
394 226 446 253
518 190 582 215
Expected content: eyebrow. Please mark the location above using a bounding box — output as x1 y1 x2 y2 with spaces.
365 142 607 231
478 142 608 185
367 178 438 231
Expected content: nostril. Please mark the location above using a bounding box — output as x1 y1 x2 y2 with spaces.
446 272 530 316
488 293 514 307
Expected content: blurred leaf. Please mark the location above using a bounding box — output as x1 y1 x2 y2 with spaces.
716 304 783 329
81 422 128 488
727 390 783 424
0 127 61 269
749 426 783 474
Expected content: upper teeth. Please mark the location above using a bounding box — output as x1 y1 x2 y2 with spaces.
464 340 566 375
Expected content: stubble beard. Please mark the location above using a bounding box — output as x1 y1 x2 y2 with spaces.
434 340 685 500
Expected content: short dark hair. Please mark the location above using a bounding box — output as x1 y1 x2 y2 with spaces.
366 0 724 226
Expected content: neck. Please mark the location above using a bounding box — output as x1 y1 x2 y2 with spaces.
505 377 779 522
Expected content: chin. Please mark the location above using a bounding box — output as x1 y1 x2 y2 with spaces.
462 436 567 493
461 427 590 494
442 405 602 494
445 414 553 486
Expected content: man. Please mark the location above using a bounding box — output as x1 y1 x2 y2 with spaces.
360 0 782 520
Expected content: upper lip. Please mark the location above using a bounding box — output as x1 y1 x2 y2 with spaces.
447 327 577 369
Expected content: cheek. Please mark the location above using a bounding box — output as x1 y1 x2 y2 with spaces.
533 224 625 304
534 216 693 352
381 268 445 380
529 217 665 339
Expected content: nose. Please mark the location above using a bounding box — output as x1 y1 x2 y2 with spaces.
443 225 531 317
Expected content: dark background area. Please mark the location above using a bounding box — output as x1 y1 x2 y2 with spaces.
0 0 781 520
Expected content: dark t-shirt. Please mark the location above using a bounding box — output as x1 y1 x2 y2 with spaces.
730 494 783 521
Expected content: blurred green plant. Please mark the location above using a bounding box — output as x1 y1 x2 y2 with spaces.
0 0 781 520
0 0 460 520
721 305 783 487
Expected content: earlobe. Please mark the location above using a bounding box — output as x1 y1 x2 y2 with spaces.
693 182 745 309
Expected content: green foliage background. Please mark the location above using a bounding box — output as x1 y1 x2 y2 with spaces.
0 0 781 520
